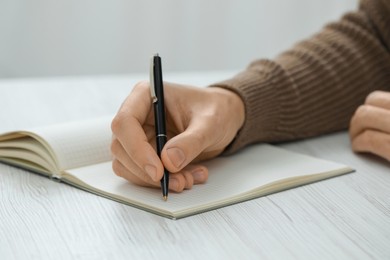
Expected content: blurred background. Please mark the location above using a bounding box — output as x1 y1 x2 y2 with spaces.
0 0 358 78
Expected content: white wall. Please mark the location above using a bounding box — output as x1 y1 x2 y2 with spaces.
0 0 358 78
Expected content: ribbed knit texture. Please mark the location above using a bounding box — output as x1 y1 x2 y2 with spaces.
212 0 390 154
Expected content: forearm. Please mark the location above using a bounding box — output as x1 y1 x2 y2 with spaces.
213 0 390 154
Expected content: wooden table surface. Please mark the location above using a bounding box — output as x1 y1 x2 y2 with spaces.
0 72 389 260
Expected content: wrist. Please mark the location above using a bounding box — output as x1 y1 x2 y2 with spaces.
208 87 245 133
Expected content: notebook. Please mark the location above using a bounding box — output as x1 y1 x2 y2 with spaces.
0 117 354 219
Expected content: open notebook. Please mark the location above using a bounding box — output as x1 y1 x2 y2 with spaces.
0 117 353 219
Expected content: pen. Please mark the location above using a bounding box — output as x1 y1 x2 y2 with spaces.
149 54 169 201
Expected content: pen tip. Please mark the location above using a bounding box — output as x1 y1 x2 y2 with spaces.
163 196 168 201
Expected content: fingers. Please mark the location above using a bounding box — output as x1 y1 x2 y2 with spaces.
111 81 209 192
350 91 390 138
111 136 158 183
365 90 390 110
179 164 209 186
351 130 390 161
349 105 390 139
112 82 164 180
112 158 155 188
168 165 209 191
161 118 223 173
112 149 208 192
349 91 390 162
161 87 245 173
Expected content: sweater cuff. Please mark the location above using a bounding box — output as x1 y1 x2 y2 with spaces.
210 59 292 155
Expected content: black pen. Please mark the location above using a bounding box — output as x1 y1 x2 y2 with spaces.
149 54 169 201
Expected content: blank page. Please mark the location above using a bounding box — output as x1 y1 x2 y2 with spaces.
30 116 113 171
66 144 353 218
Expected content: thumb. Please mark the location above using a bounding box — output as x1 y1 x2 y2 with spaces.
161 124 213 173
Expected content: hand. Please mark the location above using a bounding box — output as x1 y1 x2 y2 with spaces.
111 81 245 192
349 90 390 161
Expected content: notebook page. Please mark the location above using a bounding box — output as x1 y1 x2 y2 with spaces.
66 144 353 217
30 116 113 171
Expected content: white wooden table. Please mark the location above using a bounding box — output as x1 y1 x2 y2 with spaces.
0 72 389 259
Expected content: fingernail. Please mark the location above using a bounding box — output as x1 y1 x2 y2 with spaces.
192 168 205 182
167 147 186 169
144 164 157 181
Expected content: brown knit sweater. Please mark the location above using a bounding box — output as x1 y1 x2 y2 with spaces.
213 0 390 154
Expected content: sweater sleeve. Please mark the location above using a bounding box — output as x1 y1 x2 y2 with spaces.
212 0 390 155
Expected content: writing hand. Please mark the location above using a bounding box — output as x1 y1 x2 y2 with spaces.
349 90 390 161
111 81 245 192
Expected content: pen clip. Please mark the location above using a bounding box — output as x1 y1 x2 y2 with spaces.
149 55 158 103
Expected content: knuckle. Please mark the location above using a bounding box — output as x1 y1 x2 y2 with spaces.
110 138 119 155
139 171 153 184
112 160 123 178
360 130 373 150
111 81 150 135
133 80 150 93
177 182 186 192
183 171 194 190
111 113 124 134
174 175 186 192
113 159 152 186
355 105 371 120
365 90 383 104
